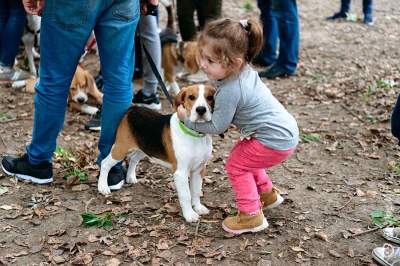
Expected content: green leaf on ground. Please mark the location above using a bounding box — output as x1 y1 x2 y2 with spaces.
65 168 88 182
370 210 400 228
81 212 113 228
55 146 77 162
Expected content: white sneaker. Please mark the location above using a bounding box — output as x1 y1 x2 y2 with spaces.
372 243 400 266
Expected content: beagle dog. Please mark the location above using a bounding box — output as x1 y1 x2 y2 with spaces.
98 84 216 223
160 3 200 95
68 65 103 115
162 40 200 95
12 65 103 115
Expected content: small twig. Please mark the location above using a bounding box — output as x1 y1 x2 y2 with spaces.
0 134 6 148
281 163 294 173
84 197 95 213
194 219 200 240
348 227 380 238
335 197 353 211
340 104 365 123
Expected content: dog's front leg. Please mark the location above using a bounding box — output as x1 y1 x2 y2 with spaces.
190 167 209 216
174 168 199 222
98 153 120 195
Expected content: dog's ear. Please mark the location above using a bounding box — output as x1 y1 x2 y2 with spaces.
173 87 186 111
84 71 98 94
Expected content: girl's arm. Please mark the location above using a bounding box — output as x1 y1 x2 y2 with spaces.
182 88 240 134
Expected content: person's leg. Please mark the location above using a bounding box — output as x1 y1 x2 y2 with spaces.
363 0 373 24
255 0 278 67
272 0 299 74
177 0 196 41
94 0 139 165
225 141 262 214
391 94 400 145
134 14 161 110
0 0 26 68
196 0 222 30
26 1 99 164
223 139 269 234
139 15 160 96
0 1 10 54
326 0 350 20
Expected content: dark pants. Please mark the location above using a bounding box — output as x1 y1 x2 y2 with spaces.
257 0 299 74
0 0 26 67
392 94 400 144
177 0 222 41
339 0 373 17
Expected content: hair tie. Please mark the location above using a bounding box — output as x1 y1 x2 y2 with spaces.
239 19 249 32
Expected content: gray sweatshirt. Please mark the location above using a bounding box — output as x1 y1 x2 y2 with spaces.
184 65 299 150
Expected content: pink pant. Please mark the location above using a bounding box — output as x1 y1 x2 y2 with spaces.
226 138 295 214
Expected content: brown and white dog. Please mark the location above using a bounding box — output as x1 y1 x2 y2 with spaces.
12 65 103 115
160 3 200 95
162 40 200 94
98 84 216 223
68 65 103 115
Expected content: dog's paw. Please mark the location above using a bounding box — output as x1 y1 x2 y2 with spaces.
183 209 200 223
126 174 138 184
194 204 210 215
82 105 99 115
98 182 111 195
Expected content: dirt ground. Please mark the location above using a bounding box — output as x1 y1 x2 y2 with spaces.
1 0 400 265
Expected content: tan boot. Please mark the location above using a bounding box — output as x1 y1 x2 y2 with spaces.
260 187 284 209
222 210 268 235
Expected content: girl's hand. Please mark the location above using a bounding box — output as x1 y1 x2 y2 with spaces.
177 105 187 121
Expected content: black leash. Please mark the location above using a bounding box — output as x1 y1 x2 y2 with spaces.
142 43 174 106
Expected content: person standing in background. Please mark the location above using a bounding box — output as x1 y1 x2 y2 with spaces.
256 0 300 79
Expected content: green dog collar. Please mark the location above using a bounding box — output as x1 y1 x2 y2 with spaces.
179 121 205 138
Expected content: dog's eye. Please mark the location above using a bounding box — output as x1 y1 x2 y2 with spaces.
188 95 195 101
206 95 214 101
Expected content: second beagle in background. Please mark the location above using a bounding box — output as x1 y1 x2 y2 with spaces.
98 84 216 223
12 65 103 115
160 3 200 95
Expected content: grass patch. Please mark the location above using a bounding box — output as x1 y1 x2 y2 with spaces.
0 112 12 121
242 0 253 12
300 133 322 143
388 161 400 176
54 146 88 182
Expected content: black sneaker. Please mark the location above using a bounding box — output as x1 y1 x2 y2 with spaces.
132 90 161 110
1 154 53 184
85 110 101 131
326 12 347 20
107 166 126 190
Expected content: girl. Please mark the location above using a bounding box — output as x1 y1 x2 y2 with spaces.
177 18 299 234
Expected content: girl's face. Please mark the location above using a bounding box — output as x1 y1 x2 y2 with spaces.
199 44 229 81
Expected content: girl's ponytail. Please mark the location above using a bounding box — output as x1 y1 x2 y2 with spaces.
246 19 263 62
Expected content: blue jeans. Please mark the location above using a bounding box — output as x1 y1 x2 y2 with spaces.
26 0 140 165
257 0 299 74
339 0 373 17
0 0 26 67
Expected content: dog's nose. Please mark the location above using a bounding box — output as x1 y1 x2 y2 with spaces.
77 97 85 103
196 106 206 116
